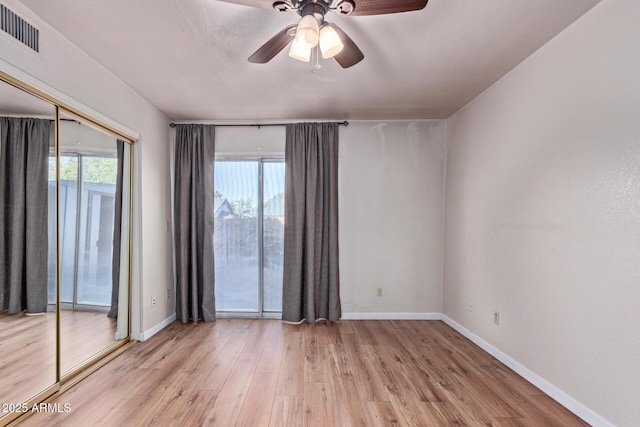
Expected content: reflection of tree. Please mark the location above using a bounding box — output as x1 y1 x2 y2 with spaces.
82 158 117 184
61 158 78 181
264 192 285 218
51 156 117 184
232 197 255 217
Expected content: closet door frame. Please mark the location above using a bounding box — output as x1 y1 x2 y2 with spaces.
0 71 137 425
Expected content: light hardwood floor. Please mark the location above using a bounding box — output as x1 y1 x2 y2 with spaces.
59 309 118 373
0 310 116 413
19 320 588 426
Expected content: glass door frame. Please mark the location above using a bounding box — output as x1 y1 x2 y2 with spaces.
214 157 284 319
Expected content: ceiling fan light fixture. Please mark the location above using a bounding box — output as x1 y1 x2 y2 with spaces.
319 24 344 58
288 37 312 62
295 14 320 47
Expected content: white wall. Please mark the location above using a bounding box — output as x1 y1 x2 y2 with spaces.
340 121 446 316
444 0 640 425
0 0 174 338
215 126 285 158
211 121 447 317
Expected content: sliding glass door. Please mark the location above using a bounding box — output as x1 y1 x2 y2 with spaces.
262 162 285 312
214 160 284 315
214 161 259 312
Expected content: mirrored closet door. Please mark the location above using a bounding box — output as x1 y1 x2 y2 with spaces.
58 111 131 376
0 74 133 425
0 77 58 416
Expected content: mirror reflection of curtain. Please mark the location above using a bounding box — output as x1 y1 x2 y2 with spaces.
0 117 51 314
108 140 124 318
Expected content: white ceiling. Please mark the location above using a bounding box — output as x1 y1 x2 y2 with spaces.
20 0 601 121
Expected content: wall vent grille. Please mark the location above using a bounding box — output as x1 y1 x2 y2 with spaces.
1 4 39 52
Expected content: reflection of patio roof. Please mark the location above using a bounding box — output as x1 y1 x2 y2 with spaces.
56 180 116 195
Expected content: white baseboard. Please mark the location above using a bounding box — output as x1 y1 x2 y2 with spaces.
341 312 442 320
140 313 176 342
441 315 613 427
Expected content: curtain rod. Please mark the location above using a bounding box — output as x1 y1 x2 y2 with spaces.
169 121 349 128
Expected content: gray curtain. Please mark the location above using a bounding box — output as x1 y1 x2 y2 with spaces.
282 122 341 323
107 140 125 318
174 124 216 323
0 117 51 314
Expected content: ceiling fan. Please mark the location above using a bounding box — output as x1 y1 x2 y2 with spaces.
217 0 429 68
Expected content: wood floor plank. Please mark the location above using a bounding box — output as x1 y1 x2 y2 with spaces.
194 324 249 393
202 354 257 425
303 382 335 427
269 396 303 427
303 325 332 384
329 369 369 427
18 320 590 427
199 321 272 426
256 321 284 373
343 340 390 402
493 416 542 427
235 371 279 427
366 401 402 426
275 325 304 397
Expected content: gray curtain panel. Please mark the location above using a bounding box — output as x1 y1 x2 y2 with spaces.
107 140 125 318
282 122 341 323
0 117 51 314
174 124 216 323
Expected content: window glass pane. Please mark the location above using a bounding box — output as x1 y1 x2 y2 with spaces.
76 156 117 306
57 154 79 304
214 161 259 311
263 162 285 312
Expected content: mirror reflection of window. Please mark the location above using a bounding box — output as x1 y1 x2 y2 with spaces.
51 153 118 309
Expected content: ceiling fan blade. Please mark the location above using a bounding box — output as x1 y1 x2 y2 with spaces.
329 23 364 69
248 25 296 63
215 0 275 11
349 0 428 16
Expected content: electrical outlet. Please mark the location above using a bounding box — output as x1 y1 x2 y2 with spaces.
468 302 474 312
494 311 500 325
166 288 171 300
151 297 157 308
376 287 383 297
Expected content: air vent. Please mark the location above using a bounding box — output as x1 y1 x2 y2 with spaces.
1 4 39 52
